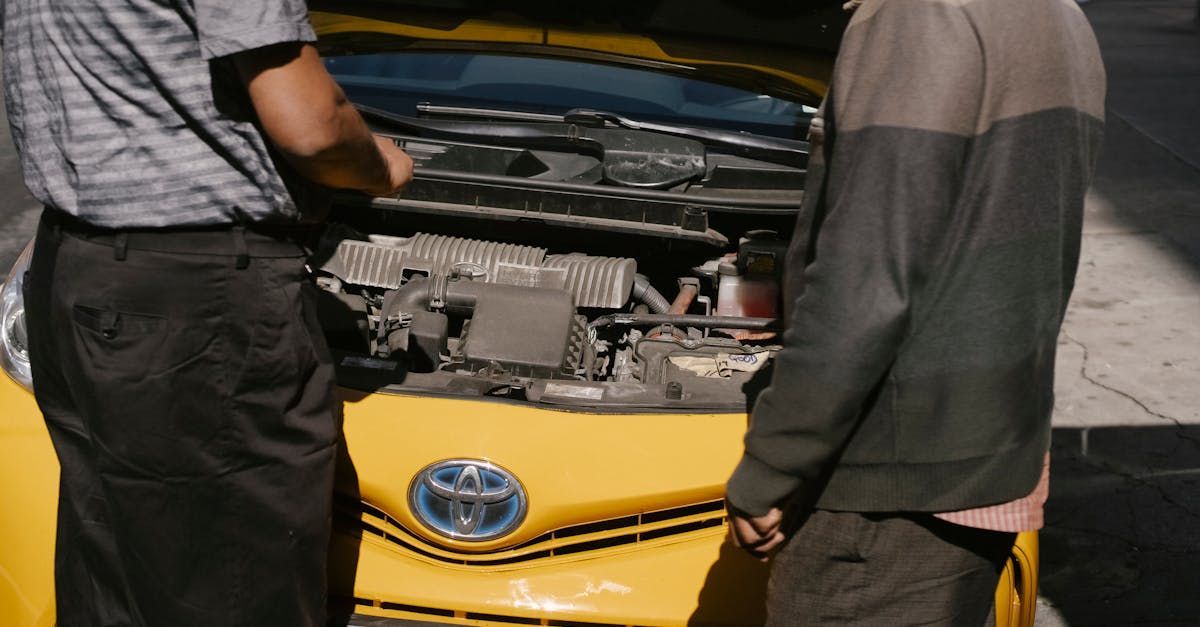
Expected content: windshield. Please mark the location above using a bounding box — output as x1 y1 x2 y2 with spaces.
325 52 815 140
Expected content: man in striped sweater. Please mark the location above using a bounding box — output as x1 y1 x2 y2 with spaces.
3 1 410 625
726 0 1105 623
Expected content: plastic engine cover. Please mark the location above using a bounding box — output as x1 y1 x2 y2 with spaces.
458 284 579 378
324 234 635 308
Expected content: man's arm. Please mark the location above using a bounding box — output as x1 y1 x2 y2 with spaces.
726 0 985 523
232 43 411 196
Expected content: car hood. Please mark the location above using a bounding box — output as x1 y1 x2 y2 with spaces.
309 0 847 101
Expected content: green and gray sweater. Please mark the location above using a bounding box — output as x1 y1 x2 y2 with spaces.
727 0 1105 516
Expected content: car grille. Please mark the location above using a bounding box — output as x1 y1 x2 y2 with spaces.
337 498 727 568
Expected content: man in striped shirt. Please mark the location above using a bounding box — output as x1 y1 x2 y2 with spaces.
726 0 1104 623
3 1 410 625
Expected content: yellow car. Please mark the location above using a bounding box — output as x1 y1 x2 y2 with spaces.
0 2 1038 625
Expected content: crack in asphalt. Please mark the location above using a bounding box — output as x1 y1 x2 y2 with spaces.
1063 332 1200 448
1064 448 1200 539
1047 446 1200 549
1059 332 1200 523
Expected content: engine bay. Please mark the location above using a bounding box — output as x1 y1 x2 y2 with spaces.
311 107 808 410
312 215 791 411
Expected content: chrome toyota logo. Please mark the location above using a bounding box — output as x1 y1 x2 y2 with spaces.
408 459 527 542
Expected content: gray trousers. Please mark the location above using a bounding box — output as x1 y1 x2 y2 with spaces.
766 510 1015 626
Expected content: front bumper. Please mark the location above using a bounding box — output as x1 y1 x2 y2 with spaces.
334 524 766 626
332 390 767 626
0 374 1038 627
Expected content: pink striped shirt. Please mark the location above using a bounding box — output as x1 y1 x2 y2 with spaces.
934 454 1050 533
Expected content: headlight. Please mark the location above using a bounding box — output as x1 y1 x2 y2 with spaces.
0 241 34 390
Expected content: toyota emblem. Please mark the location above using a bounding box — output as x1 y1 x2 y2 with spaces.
408 459 528 542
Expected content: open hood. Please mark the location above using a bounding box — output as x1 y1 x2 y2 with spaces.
309 0 847 102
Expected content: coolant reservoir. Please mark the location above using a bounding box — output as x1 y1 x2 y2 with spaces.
716 262 778 340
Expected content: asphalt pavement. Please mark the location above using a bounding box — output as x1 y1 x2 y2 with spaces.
1037 1 1200 625
1 2 1198 625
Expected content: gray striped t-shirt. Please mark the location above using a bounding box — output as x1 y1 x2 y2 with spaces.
1 0 328 228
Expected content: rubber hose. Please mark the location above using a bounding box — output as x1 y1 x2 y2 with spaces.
382 275 432 314
668 283 699 316
631 274 671 314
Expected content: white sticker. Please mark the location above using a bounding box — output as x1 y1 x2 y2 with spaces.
543 383 604 400
494 263 568 291
494 263 544 288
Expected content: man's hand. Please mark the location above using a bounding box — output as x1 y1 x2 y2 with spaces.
728 505 785 562
363 135 413 197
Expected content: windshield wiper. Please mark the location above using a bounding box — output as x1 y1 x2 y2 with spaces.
357 104 707 189
415 103 809 168
417 103 565 123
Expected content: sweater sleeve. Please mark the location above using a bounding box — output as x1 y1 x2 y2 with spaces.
726 0 984 516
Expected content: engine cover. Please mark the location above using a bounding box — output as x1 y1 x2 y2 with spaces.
323 233 636 309
455 283 581 379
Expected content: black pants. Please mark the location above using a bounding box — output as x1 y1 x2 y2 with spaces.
24 210 337 627
766 510 1015 626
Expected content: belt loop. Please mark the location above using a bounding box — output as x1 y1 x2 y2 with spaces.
113 233 128 261
233 226 249 270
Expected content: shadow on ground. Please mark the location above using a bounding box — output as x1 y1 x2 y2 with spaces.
1041 426 1200 625
1088 115 1200 265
